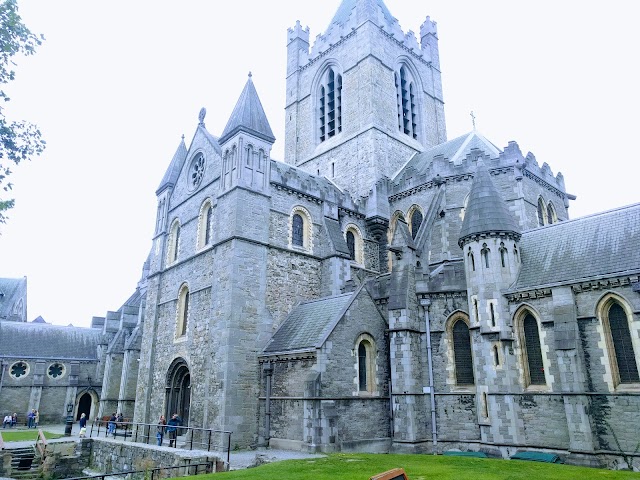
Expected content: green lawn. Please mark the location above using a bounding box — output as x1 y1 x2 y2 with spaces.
192 453 640 480
0 430 64 442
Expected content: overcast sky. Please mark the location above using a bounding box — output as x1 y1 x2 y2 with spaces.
0 1 637 327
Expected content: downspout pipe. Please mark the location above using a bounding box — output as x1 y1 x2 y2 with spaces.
263 362 273 445
420 299 438 452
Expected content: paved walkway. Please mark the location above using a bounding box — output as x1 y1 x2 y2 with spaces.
1 423 325 471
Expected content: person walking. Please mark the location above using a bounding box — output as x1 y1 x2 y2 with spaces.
166 413 181 447
79 413 87 438
156 414 166 446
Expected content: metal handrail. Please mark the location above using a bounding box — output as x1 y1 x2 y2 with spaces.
89 419 232 465
65 460 213 480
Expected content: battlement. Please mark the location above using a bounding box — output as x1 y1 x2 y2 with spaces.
419 16 437 39
287 20 310 45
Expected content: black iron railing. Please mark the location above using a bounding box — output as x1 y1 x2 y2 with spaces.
89 420 232 465
65 460 213 480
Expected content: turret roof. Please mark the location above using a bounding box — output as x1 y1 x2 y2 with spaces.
156 138 187 194
458 161 520 245
219 74 275 145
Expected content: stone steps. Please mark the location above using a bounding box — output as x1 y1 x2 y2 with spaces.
8 447 42 479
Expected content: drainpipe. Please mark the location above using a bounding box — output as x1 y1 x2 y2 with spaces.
420 299 437 451
0 359 6 398
263 362 273 445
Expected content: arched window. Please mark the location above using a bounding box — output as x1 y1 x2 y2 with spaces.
599 298 640 387
345 225 364 264
468 247 475 272
176 284 190 338
499 242 507 268
292 214 304 247
168 220 181 265
356 335 376 393
318 66 343 143
409 207 423 240
290 207 313 252
451 317 474 386
395 65 419 139
521 313 546 386
537 197 547 226
481 243 490 268
547 202 557 225
346 231 355 259
246 144 253 166
197 201 213 249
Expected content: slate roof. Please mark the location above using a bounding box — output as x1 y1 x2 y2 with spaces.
0 321 102 360
392 131 501 186
219 75 275 145
0 277 26 322
512 203 640 291
459 161 520 244
262 293 355 354
156 138 187 194
325 218 351 256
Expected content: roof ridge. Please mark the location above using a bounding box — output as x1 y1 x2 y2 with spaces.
523 202 640 234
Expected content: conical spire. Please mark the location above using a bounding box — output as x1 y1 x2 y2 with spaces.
219 73 275 145
328 0 396 30
156 136 188 194
458 161 521 246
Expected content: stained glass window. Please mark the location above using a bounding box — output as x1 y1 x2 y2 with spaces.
453 320 474 385
523 314 546 385
608 303 639 383
292 214 304 247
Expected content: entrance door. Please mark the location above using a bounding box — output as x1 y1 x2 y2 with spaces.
165 359 191 427
76 393 92 420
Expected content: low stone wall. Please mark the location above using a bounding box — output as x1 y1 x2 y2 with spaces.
89 438 221 475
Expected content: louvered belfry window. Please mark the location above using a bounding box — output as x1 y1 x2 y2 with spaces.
523 314 546 385
609 303 640 383
396 66 418 139
453 319 474 385
319 68 342 143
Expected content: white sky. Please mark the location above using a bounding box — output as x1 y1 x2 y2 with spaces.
0 1 637 327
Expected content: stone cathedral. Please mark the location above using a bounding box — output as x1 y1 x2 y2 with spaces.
2 0 639 469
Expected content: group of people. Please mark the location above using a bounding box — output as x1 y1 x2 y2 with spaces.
2 410 39 428
2 413 18 428
107 412 124 434
156 413 181 447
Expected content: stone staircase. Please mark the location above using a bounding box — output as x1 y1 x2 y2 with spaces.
8 446 42 479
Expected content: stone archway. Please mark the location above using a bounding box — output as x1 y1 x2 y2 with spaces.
165 358 191 426
76 392 92 420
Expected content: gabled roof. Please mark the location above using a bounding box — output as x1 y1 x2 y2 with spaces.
458 161 520 245
262 292 355 355
219 74 275 145
0 320 102 360
393 131 501 184
511 203 640 291
329 0 396 29
0 277 26 322
156 137 188 194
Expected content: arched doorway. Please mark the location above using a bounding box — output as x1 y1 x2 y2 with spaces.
76 392 92 420
166 358 191 426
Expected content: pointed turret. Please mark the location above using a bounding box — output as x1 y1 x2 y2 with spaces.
219 73 275 145
459 161 521 247
156 137 187 194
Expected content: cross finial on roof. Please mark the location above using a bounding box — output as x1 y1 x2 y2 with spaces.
181 134 185 142
248 71 252 78
470 111 476 130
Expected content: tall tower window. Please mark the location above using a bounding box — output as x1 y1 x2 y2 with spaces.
176 284 190 339
547 202 557 225
318 66 342 143
537 197 547 226
395 65 419 140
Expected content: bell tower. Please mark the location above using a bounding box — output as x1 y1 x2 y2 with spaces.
284 0 446 199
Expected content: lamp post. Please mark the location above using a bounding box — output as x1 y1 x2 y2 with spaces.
64 402 74 436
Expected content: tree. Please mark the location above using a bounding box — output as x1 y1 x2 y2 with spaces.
0 0 45 226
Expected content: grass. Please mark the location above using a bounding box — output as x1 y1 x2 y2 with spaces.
0 429 64 442
186 453 640 480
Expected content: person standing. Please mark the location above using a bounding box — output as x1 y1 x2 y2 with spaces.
34 410 40 428
108 412 117 435
27 409 35 428
156 415 166 446
166 413 181 447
